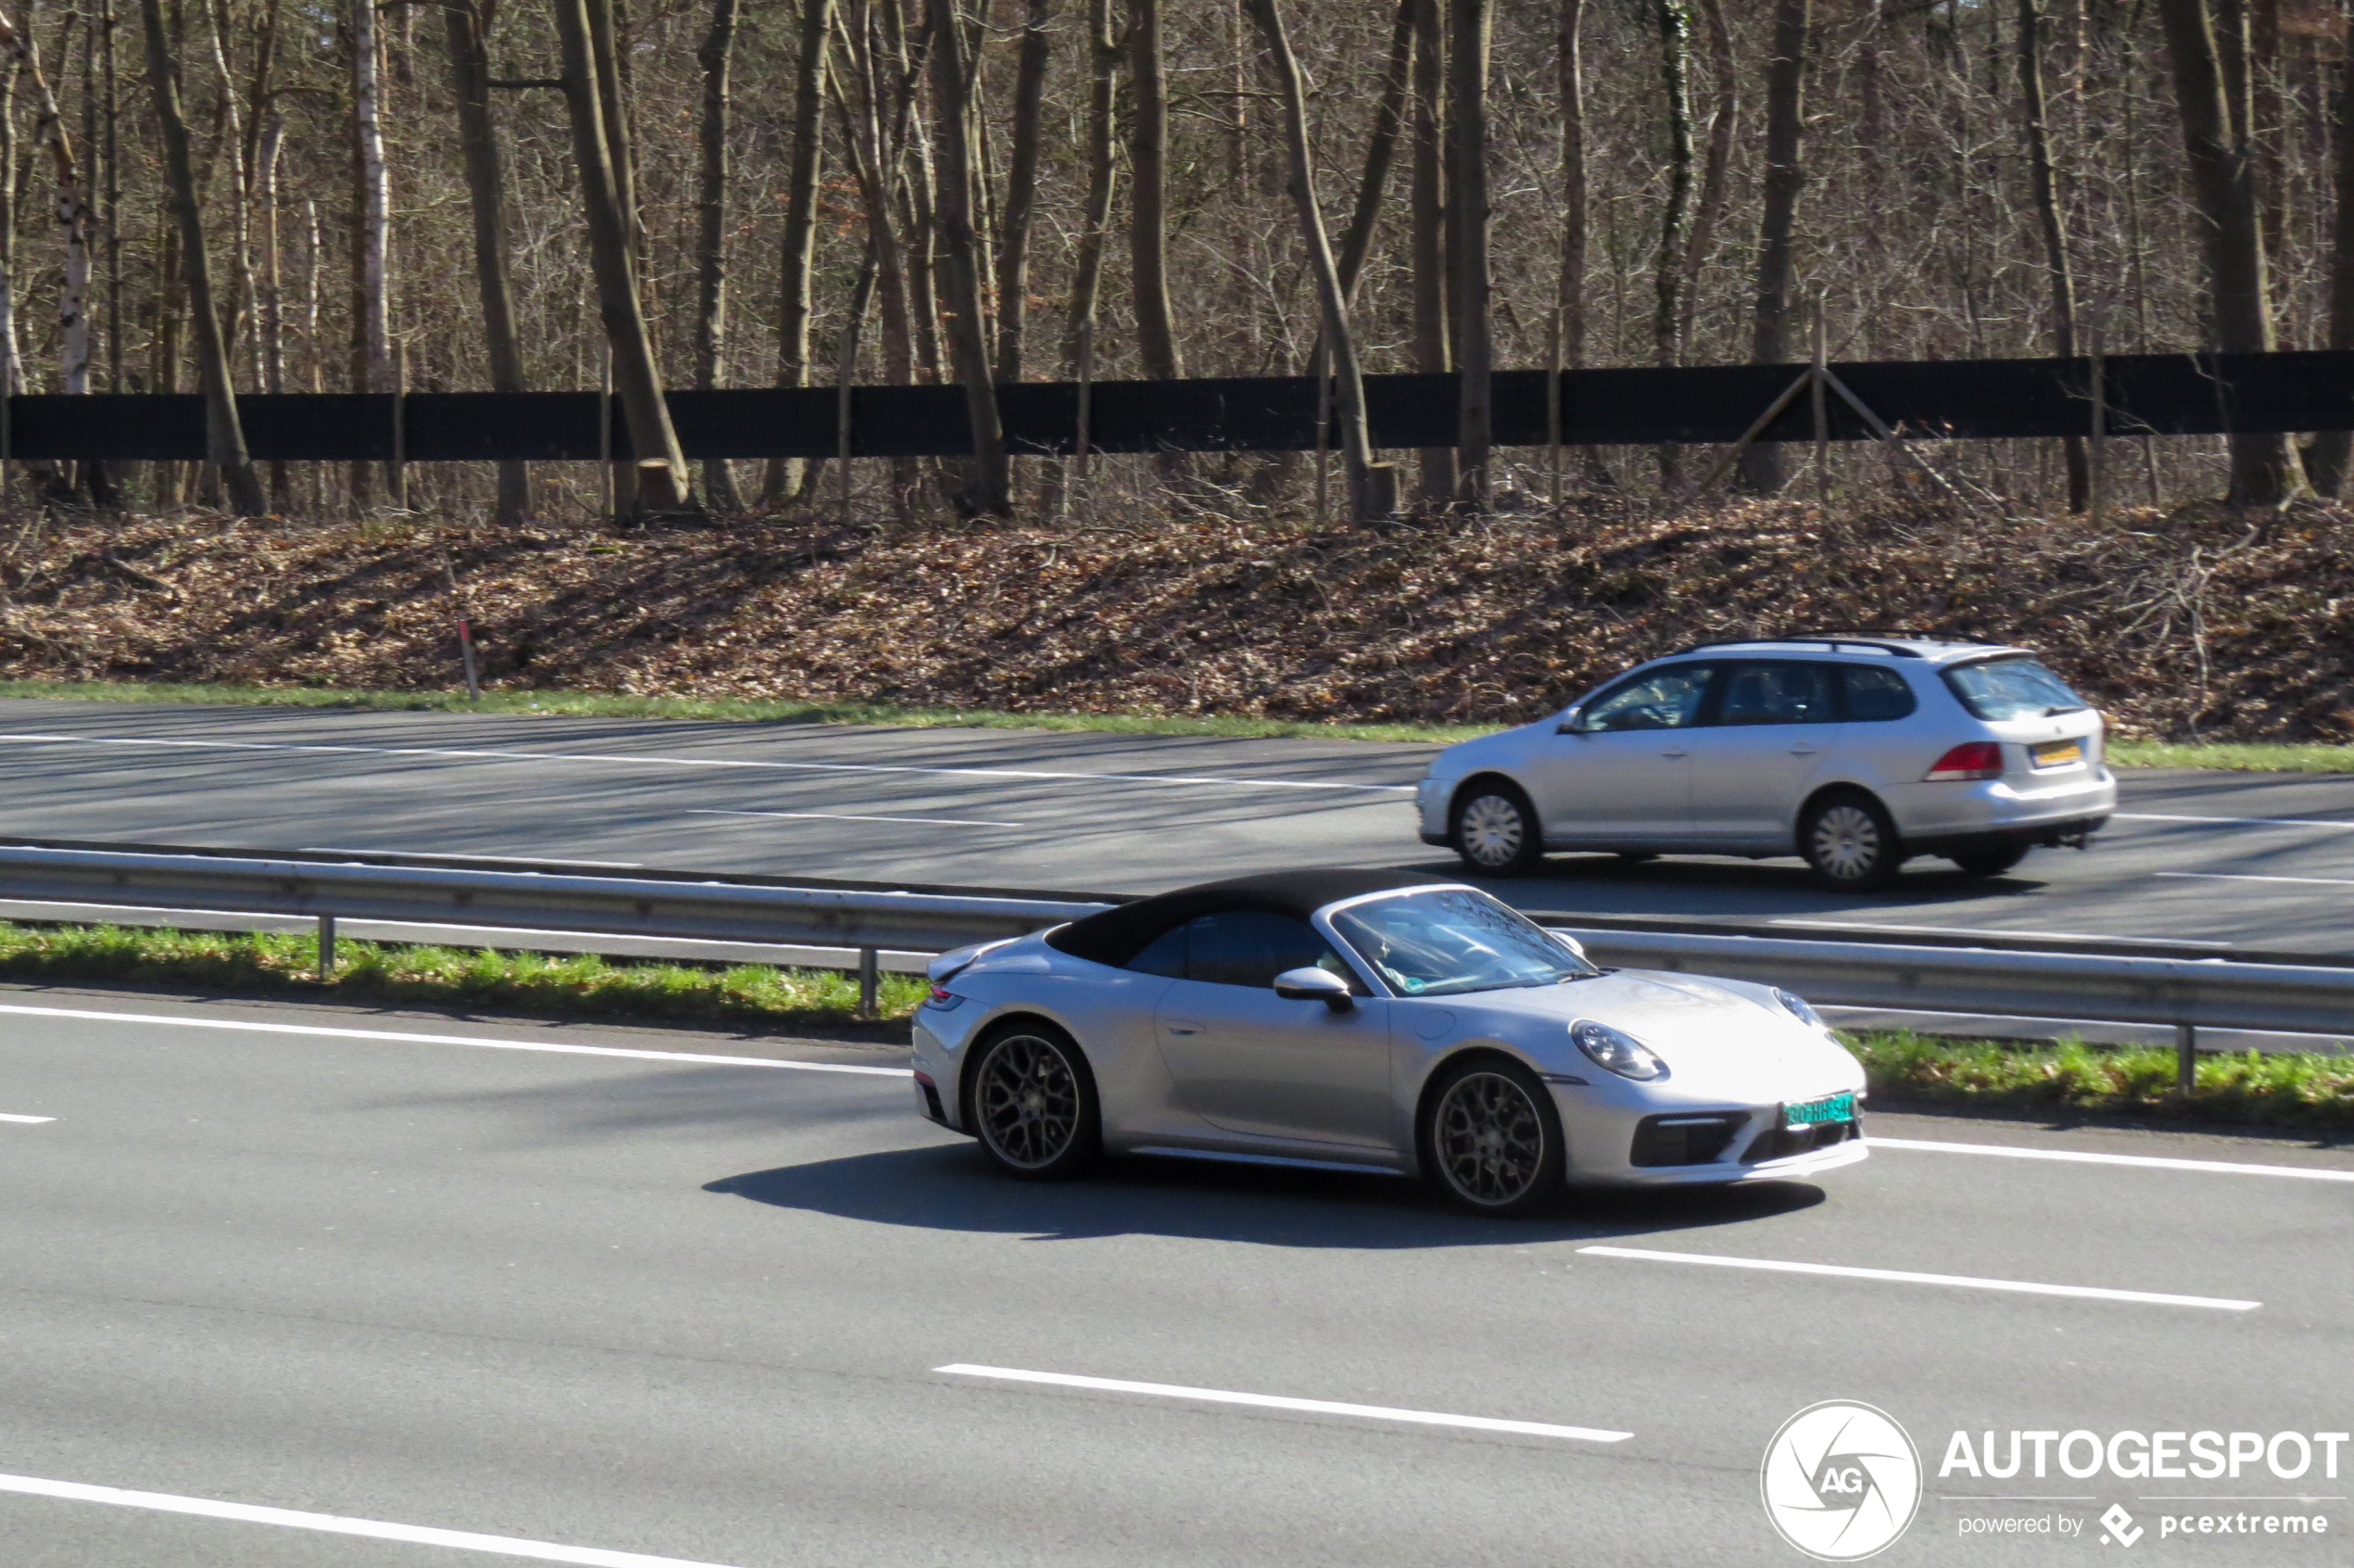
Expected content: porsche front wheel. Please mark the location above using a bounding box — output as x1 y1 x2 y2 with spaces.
970 1023 1100 1181
1422 1058 1566 1217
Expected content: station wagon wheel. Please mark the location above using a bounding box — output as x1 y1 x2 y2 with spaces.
970 1023 1100 1181
1422 1058 1566 1217
1451 784 1543 877
1800 792 1903 891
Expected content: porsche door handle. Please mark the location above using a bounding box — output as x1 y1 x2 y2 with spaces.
1164 1021 1204 1036
1659 747 1690 759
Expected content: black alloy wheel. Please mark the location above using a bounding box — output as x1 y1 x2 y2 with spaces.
970 1024 1100 1181
1423 1058 1567 1217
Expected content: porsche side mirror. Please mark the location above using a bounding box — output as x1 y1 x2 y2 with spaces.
1549 929 1588 960
1273 967 1354 1012
1555 708 1586 734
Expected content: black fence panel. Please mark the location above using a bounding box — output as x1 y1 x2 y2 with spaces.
4 351 2348 462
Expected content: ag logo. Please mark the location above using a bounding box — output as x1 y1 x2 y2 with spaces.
1761 1400 1923 1561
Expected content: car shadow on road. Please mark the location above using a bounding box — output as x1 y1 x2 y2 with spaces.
703 1142 1826 1249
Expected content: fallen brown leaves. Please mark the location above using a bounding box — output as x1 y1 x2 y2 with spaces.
3 494 2350 740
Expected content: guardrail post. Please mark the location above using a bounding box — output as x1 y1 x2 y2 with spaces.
857 947 880 1020
317 914 336 980
2175 1022 2196 1094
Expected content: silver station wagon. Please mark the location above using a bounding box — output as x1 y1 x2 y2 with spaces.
1415 636 2116 889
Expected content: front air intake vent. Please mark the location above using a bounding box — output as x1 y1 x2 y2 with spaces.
1630 1113 1744 1168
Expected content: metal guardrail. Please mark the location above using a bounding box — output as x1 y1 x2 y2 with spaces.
2 843 2348 1085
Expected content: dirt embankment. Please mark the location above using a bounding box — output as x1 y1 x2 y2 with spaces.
2 499 2349 740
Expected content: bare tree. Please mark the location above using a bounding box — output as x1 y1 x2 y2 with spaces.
2156 0 2300 503
1737 0 1809 494
1411 0 1451 505
924 0 1009 513
2307 21 2354 496
443 0 530 525
762 0 832 510
2017 0 2088 511
352 0 390 401
552 0 692 512
693 0 743 509
1446 0 1490 507
992 0 1052 384
1246 0 1379 521
139 0 265 515
1127 0 1181 381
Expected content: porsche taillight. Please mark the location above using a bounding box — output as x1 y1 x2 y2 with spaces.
1924 741 2005 781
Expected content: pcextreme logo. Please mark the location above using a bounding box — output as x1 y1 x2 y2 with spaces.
1761 1400 1925 1561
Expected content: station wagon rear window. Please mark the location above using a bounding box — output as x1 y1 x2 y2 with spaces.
1941 657 2088 721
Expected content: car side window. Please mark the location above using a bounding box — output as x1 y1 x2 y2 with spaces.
1840 664 1918 722
1179 911 1359 991
1576 664 1715 732
1126 923 1188 978
1719 662 1836 727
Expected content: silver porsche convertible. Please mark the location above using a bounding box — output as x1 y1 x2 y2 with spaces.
909 870 1867 1215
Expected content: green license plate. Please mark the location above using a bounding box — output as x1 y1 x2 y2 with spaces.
1785 1092 1856 1130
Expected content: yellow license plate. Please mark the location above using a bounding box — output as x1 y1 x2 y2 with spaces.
2031 740 2083 768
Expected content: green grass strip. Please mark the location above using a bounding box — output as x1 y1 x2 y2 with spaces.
0 919 927 1031
1 920 2347 1132
12 677 2348 769
1846 1029 2354 1132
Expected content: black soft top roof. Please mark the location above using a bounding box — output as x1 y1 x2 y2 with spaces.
1046 868 1453 967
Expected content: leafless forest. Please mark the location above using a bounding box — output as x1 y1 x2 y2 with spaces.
0 0 2348 522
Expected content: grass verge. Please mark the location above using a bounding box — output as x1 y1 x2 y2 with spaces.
6 677 2347 770
2 921 2347 1133
1847 1029 2354 1132
0 920 927 1033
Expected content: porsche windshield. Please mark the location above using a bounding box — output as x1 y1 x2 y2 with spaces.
1329 889 1601 997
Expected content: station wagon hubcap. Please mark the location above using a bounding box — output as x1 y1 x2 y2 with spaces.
977 1034 1080 1169
1809 804 1883 881
1435 1071 1546 1207
1459 795 1526 869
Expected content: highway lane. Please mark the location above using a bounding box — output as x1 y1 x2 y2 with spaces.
1 698 2352 954
0 986 2347 1566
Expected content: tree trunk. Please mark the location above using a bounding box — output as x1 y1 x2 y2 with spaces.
2156 0 2300 503
1332 0 1412 302
138 0 265 514
992 0 1051 384
552 0 691 512
1652 0 1693 372
924 0 1009 514
257 97 288 510
763 0 831 508
1445 0 1491 507
1678 0 1734 349
0 54 21 403
693 0 743 509
445 0 531 525
1411 0 1452 505
1126 0 1181 381
2306 16 2354 494
1737 0 1808 495
828 8 916 392
0 12 91 400
2017 0 2088 512
1247 0 1378 522
352 0 389 399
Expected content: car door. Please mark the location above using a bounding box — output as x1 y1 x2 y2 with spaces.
1148 910 1396 1150
1686 660 1838 847
1532 662 1718 845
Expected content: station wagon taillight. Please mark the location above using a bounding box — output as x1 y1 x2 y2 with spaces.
1924 741 2005 781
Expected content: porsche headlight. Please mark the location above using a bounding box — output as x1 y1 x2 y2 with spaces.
1571 1019 1668 1081
1773 988 1829 1031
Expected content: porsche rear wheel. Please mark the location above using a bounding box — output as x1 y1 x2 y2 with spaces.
1423 1058 1566 1217
970 1023 1100 1181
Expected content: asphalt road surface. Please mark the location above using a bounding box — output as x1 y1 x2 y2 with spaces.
1 699 2350 955
0 986 2346 1567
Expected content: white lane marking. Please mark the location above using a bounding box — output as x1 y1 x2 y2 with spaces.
2155 870 2354 888
0 1112 56 1123
2117 811 2354 830
0 730 1414 794
1776 918 2232 947
1575 1246 2260 1311
302 848 644 867
0 1003 914 1076
934 1364 1631 1443
1873 1136 2354 1182
0 1470 748 1567
685 808 1022 828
